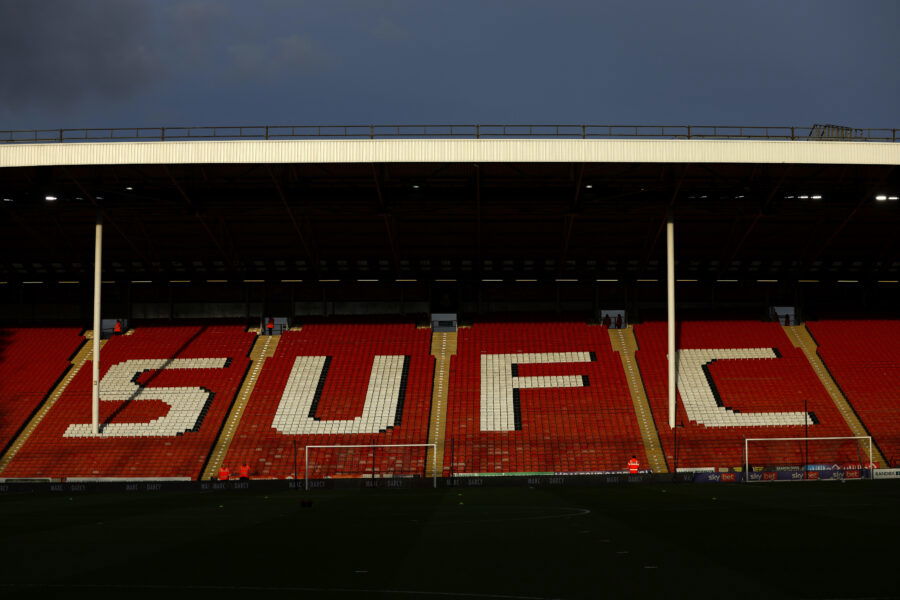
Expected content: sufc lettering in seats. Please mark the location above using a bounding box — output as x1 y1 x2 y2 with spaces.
480 352 595 432
677 348 812 428
64 358 231 438
271 355 411 435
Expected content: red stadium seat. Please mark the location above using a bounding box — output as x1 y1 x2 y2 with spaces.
634 321 860 469
0 327 83 453
224 324 434 479
444 322 645 474
2 325 254 479
807 320 900 467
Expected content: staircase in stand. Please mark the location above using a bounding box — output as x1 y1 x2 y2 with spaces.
608 326 668 473
201 333 281 480
425 331 457 478
783 324 888 467
0 333 103 475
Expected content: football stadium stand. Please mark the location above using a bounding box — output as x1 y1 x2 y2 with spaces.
443 322 646 474
223 324 434 479
1 325 254 479
0 319 897 480
634 321 867 469
0 328 84 454
807 320 900 467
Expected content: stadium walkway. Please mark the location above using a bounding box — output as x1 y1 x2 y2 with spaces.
783 324 888 467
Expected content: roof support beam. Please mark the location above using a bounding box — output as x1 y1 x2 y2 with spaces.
809 166 897 263
268 165 318 269
65 169 152 266
644 165 687 264
0 202 59 258
166 166 234 266
372 164 400 275
475 164 482 269
559 163 585 270
726 165 791 264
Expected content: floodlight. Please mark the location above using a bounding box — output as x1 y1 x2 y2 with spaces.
889 196 899 201
811 195 822 199
44 195 57 201
876 195 888 201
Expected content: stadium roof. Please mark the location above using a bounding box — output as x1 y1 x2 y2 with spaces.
1 126 898 285
2 138 899 169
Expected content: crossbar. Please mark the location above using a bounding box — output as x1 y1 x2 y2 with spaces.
744 436 873 481
304 443 437 491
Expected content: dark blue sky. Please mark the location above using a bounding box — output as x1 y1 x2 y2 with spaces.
1 0 898 130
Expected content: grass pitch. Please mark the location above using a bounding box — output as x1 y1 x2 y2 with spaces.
1 481 898 600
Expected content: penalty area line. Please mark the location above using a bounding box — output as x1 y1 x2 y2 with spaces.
0 583 563 600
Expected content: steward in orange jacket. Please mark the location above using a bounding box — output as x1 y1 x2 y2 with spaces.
627 456 640 474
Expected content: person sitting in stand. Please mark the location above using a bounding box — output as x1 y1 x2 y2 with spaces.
113 320 123 335
217 466 231 481
238 462 251 481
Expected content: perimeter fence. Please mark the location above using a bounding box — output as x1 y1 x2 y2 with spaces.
2 124 897 144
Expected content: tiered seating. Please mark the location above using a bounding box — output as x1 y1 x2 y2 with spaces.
1 325 254 479
634 321 859 469
0 328 84 452
444 322 644 474
808 320 900 467
224 324 434 479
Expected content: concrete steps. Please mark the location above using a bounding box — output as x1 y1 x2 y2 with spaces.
608 326 669 473
0 333 104 474
201 333 281 480
425 331 457 478
783 324 888 467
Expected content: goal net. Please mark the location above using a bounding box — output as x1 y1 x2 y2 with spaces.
744 436 874 481
304 444 436 490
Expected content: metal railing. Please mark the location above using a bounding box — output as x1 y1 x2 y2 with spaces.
1 124 897 144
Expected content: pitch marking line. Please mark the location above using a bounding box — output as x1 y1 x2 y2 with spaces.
0 583 564 600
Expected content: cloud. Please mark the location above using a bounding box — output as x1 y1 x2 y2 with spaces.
278 34 332 70
227 34 333 81
0 0 165 113
370 17 410 42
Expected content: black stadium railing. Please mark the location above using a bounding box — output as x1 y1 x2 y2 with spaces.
0 124 897 144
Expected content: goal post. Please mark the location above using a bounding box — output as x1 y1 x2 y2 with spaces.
744 436 874 482
304 443 437 490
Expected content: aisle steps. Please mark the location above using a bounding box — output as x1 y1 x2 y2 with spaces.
783 324 888 467
201 333 281 480
608 326 669 473
0 333 102 474
425 331 457 477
